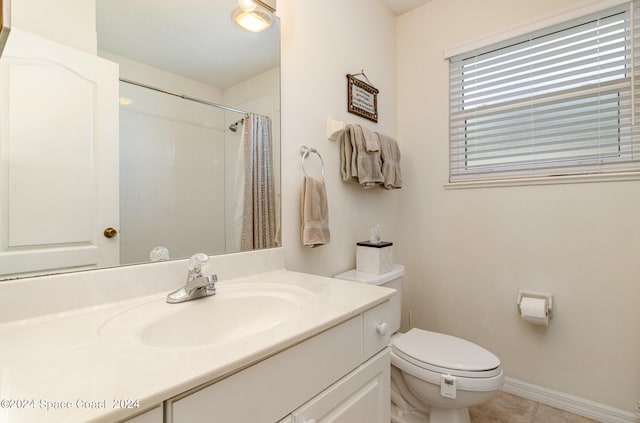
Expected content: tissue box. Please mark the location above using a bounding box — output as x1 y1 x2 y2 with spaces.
356 241 393 274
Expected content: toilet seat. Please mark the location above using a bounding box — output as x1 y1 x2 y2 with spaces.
391 329 504 392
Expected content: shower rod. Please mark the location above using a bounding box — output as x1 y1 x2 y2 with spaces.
119 78 248 115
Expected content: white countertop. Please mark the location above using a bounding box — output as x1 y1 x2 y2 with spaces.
0 269 394 422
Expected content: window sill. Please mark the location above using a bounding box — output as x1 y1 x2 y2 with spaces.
444 172 640 190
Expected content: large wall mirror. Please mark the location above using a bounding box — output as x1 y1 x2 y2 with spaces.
0 0 280 281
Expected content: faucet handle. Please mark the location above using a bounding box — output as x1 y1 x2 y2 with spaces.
187 253 209 279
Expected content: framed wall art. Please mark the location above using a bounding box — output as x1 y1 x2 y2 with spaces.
347 73 378 122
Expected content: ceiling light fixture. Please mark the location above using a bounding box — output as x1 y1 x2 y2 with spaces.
232 0 272 33
238 0 257 12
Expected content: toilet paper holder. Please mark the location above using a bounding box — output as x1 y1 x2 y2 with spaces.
516 290 553 318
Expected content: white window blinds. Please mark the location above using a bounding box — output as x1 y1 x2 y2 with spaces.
449 2 640 182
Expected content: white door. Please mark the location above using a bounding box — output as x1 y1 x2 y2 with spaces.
0 28 119 279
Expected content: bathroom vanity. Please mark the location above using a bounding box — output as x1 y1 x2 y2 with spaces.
0 248 394 422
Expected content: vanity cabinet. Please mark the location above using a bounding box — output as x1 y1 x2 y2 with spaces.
168 300 392 423
122 406 162 423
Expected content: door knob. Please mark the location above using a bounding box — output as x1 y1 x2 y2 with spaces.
103 227 118 238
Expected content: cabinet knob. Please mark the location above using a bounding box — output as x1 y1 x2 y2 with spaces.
103 227 118 238
376 322 388 336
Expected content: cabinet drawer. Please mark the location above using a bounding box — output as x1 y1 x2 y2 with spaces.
170 317 362 423
291 349 390 423
363 300 392 360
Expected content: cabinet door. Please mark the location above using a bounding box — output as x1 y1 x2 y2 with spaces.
292 349 390 423
122 406 162 423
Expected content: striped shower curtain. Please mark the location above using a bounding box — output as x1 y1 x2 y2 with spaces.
240 113 277 250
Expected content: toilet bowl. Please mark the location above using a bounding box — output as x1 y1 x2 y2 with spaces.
334 265 504 423
390 329 504 423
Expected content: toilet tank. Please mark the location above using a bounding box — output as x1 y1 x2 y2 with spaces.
334 264 405 334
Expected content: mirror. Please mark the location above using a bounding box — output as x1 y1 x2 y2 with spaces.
0 0 280 280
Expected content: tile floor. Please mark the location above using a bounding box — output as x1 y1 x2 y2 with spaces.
468 391 599 423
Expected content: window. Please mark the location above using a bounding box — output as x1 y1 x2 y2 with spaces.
448 2 640 182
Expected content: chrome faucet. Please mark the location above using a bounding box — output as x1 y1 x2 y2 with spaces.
166 253 218 304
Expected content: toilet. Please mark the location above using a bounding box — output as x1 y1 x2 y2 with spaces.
334 265 504 423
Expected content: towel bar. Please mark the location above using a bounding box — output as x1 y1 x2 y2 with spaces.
300 146 325 178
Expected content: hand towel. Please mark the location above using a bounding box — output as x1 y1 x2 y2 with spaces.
343 124 384 188
377 132 403 189
301 175 330 247
360 124 380 153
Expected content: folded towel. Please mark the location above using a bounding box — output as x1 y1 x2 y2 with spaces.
339 125 399 190
301 175 330 247
339 129 356 182
377 133 403 189
360 124 380 153
342 124 384 188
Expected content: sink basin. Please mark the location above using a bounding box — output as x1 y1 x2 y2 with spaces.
98 282 317 348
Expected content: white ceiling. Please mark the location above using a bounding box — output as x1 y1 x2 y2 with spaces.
96 0 280 89
382 0 431 16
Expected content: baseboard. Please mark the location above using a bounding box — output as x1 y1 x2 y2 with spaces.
502 377 639 423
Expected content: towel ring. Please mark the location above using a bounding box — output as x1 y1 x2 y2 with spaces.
300 146 325 178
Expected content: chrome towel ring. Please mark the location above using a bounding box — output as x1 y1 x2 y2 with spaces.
300 146 325 178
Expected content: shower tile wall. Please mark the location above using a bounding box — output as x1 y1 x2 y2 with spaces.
119 83 226 264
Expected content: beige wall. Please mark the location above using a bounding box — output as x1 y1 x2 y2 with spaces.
278 0 403 276
396 0 640 413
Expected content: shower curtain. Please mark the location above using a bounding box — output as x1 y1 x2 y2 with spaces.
240 113 277 250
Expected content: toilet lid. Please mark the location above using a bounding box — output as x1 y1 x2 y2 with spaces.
392 328 501 377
